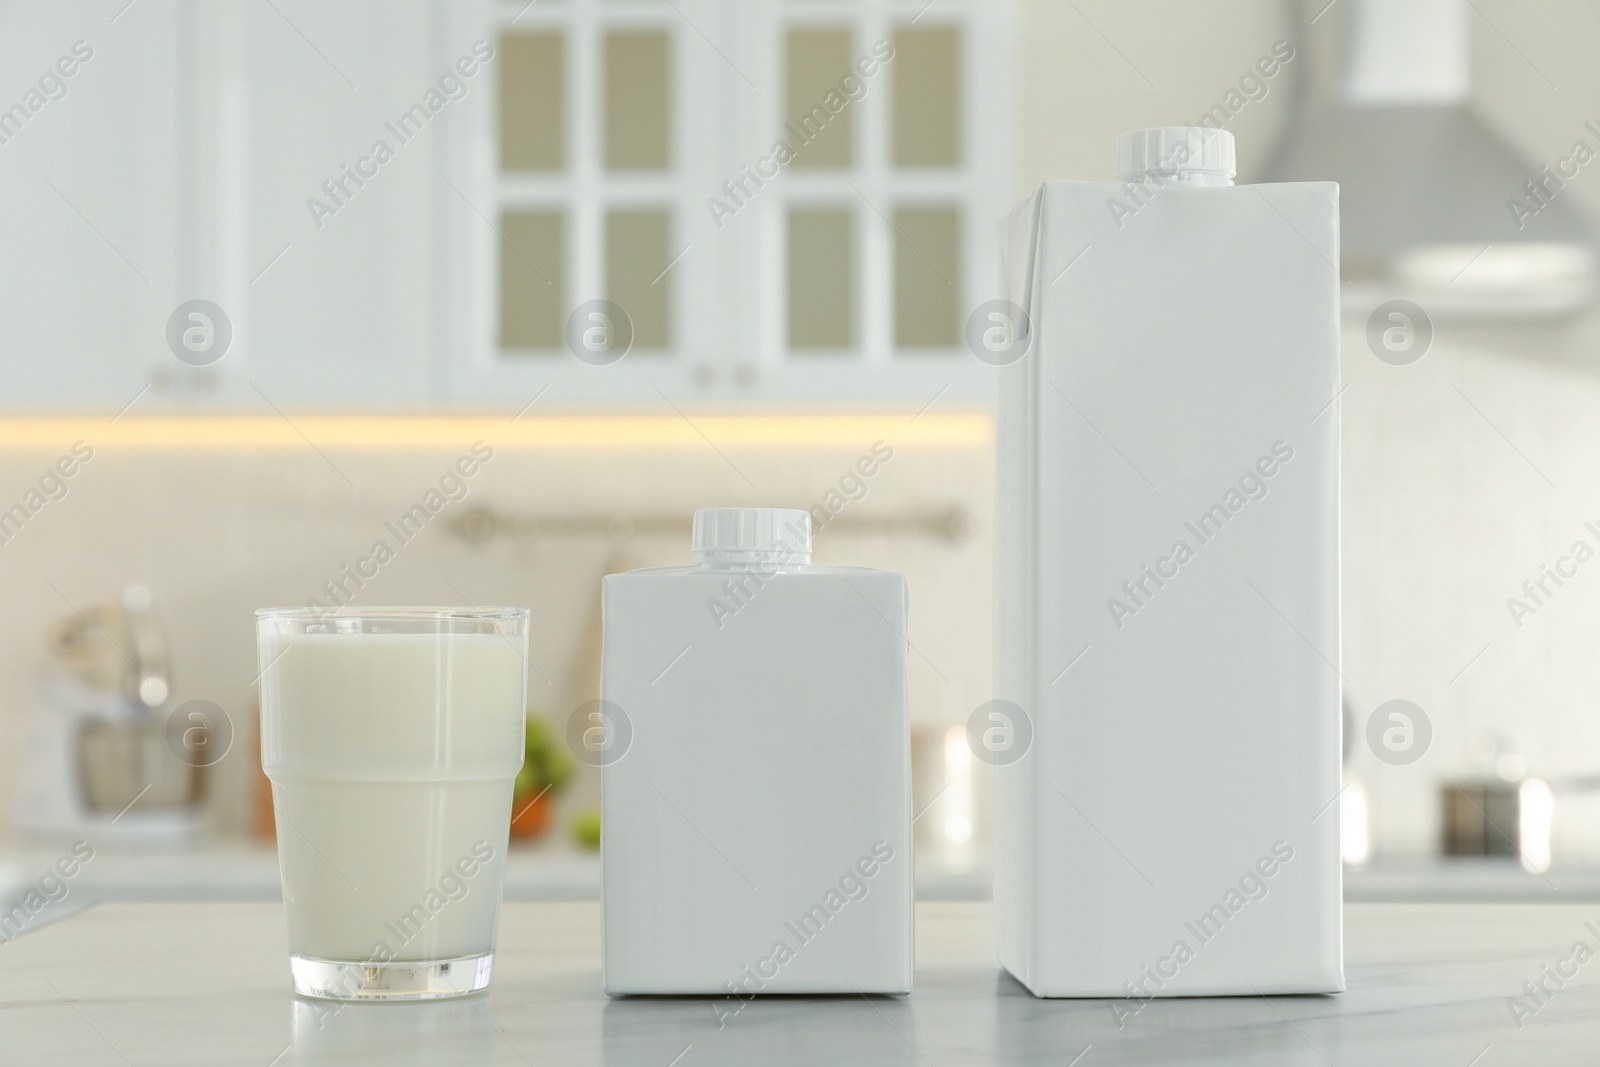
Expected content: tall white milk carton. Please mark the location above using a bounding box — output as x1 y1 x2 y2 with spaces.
993 128 1342 999
600 507 912 997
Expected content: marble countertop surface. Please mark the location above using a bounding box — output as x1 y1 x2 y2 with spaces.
8 842 1596 906
0 842 992 903
3 900 1598 1065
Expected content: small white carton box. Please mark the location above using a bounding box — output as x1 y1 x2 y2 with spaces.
601 508 913 997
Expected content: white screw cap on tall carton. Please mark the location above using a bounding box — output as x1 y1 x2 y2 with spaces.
692 507 812 565
995 131 1341 997
1115 126 1237 186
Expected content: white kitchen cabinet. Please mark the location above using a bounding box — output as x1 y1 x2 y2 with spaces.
0 0 1014 410
0 4 184 407
207 0 438 408
439 0 1015 407
436 0 733 408
0 1 437 411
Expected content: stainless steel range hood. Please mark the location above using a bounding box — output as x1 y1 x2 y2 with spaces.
1264 0 1598 317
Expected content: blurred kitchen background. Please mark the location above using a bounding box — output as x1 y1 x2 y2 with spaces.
4 0 1600 905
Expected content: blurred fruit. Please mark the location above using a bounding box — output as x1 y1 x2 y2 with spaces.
571 808 600 850
510 714 573 839
511 790 555 837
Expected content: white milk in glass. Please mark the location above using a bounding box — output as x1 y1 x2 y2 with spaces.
258 610 527 999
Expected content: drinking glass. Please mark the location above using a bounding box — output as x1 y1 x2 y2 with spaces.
256 607 528 999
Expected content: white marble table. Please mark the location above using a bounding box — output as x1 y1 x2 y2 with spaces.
1 901 1596 1065
0 842 992 903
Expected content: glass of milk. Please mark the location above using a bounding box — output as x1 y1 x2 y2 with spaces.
256 607 529 1000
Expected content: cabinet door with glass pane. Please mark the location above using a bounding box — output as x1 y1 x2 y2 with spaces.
440 0 1013 407
732 1 1014 403
439 0 727 406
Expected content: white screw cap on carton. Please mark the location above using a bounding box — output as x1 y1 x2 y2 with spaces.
1115 127 1236 186
693 508 812 566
